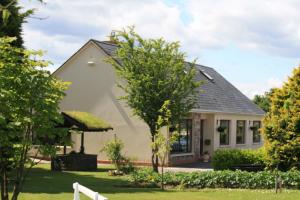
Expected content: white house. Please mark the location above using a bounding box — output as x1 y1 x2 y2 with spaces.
54 39 265 165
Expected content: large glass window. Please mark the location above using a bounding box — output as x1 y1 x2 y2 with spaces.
171 119 192 153
236 120 246 144
220 120 230 145
252 121 261 143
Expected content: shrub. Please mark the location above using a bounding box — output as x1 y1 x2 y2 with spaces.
130 168 160 187
212 148 266 170
101 136 125 171
262 67 300 171
101 136 135 174
129 168 300 189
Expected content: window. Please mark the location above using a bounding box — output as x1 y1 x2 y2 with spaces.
220 120 230 145
236 120 246 144
199 70 214 82
253 121 261 143
171 119 192 153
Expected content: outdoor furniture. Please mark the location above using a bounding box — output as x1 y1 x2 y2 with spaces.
51 154 98 171
51 111 113 171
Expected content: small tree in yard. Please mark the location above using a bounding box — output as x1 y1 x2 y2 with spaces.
263 66 300 171
101 134 125 172
152 100 178 190
107 27 200 172
0 37 69 200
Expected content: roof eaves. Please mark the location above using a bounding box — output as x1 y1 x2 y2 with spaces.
191 108 265 116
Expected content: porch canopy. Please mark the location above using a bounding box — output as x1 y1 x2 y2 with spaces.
61 111 113 154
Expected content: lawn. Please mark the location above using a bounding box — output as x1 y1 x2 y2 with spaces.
15 164 299 200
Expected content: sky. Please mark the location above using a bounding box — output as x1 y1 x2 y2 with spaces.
19 0 300 98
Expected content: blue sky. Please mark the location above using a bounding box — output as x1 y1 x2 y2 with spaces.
20 0 300 98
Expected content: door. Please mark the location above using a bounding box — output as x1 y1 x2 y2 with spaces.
200 119 204 155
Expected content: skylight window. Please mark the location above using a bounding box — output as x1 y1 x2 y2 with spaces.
199 70 214 82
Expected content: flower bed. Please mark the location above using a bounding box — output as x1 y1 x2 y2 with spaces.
129 168 300 189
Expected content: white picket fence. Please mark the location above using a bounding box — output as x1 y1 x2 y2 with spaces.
73 182 108 200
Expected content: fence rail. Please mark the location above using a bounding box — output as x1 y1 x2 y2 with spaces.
73 182 108 200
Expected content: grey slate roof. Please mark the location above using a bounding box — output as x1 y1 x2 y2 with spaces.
93 40 265 116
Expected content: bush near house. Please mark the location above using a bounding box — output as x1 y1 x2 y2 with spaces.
212 148 266 170
129 168 300 189
101 136 135 175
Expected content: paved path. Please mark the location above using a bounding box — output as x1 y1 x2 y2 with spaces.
162 162 213 173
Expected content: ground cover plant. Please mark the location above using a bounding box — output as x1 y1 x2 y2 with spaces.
129 168 300 189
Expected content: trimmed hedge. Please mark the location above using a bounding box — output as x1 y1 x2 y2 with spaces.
129 168 300 189
212 148 266 170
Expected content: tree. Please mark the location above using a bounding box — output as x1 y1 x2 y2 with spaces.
152 100 178 190
253 89 275 112
101 134 125 172
107 27 200 172
0 37 69 200
262 66 300 171
0 0 35 47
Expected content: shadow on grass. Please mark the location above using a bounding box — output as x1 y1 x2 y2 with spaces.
21 165 169 195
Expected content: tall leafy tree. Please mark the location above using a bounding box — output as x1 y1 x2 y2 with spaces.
263 66 300 171
0 0 43 47
108 27 201 172
0 37 69 200
253 89 275 112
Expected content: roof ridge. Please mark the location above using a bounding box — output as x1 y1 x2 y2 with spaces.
90 39 118 46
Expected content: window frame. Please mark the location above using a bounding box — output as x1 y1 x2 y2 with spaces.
236 120 246 145
219 120 230 146
252 121 261 144
171 119 193 154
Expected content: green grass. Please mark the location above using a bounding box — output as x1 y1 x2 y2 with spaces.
15 164 299 200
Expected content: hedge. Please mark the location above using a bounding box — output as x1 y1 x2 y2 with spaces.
211 148 266 170
129 168 300 189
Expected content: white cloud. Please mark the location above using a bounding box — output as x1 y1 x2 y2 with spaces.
19 0 300 88
21 0 300 60
234 77 285 99
185 0 300 57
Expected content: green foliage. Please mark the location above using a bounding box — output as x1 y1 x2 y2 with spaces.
263 66 300 171
253 89 275 113
212 149 266 170
107 27 201 171
130 168 300 189
151 100 179 189
101 135 125 171
0 0 35 47
101 135 135 174
130 167 159 187
0 37 69 200
152 101 179 165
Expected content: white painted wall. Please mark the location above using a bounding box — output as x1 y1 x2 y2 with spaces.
54 42 153 163
213 113 264 151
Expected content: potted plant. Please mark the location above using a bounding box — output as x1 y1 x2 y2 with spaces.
204 139 211 146
203 151 210 162
217 126 226 133
250 126 258 131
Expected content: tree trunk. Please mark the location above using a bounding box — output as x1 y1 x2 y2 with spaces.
151 134 158 172
11 166 24 200
161 163 164 190
1 168 9 200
